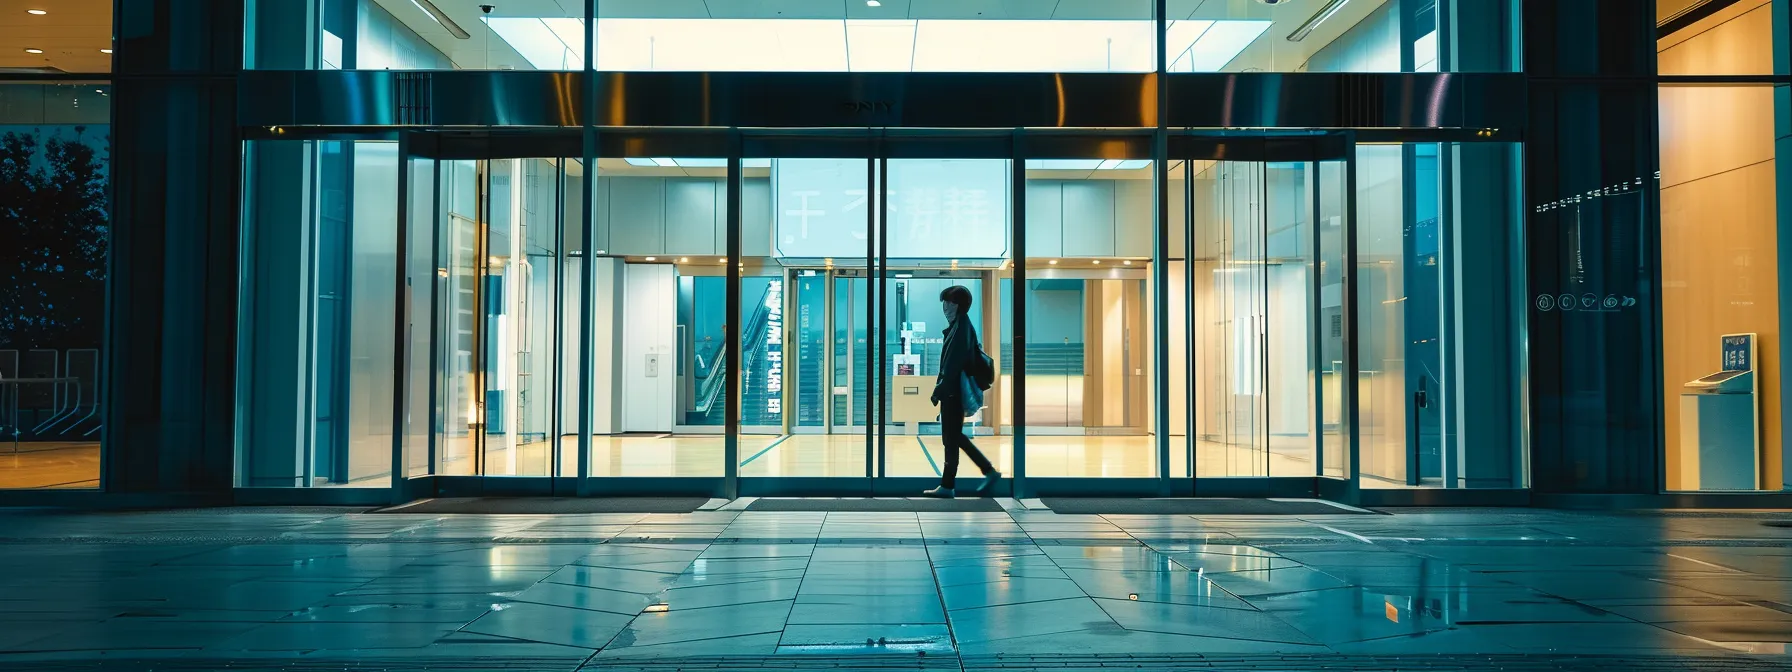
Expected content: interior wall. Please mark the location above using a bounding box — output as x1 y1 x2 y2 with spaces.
1659 0 1782 490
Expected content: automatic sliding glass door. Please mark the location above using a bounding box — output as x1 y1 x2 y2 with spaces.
433 156 572 480
1173 135 1356 496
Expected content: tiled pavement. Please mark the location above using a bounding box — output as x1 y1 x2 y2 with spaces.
3 504 1792 670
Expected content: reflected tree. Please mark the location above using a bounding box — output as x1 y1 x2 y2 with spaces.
0 126 111 351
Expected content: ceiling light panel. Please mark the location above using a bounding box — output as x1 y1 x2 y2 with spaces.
595 19 1169 72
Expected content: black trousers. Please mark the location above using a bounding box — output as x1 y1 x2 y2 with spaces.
939 396 994 489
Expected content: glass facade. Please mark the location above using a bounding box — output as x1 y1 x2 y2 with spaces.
49 0 1792 506
0 2 114 492
0 83 111 490
1656 0 1786 492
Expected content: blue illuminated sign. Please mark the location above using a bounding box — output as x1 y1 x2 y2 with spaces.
1722 334 1754 372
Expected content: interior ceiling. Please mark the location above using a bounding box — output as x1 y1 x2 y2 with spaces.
388 0 1388 73
0 1 114 74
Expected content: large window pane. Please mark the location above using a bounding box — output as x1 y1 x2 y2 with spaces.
1659 84 1781 492
246 0 585 70
582 157 730 477
596 3 1155 72
1658 0 1776 76
0 83 110 489
1165 0 1516 73
5 3 113 73
741 156 868 478
1355 142 1524 490
1022 157 1155 478
237 139 399 488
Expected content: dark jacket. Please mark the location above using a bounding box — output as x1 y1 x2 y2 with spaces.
933 317 981 408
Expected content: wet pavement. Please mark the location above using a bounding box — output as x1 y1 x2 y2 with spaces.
2 503 1792 670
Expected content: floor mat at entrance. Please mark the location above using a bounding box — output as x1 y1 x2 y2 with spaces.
374 497 709 514
1042 497 1369 515
747 497 1003 512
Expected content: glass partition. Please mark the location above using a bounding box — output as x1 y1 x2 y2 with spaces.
245 0 585 70
237 139 401 488
1165 0 1517 73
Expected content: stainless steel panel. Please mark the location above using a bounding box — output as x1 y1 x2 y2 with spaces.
1164 73 1527 131
241 71 1526 132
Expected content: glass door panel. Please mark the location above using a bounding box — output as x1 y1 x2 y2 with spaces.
584 155 729 478
739 154 871 479
1021 155 1156 479
431 155 569 478
1176 135 1350 487
883 156 1013 481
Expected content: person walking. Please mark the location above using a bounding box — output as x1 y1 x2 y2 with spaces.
922 285 1000 498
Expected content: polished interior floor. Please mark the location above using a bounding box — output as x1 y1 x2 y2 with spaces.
0 441 99 489
435 434 1316 479
1 505 1790 668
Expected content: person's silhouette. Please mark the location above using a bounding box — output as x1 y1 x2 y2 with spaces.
922 285 1000 498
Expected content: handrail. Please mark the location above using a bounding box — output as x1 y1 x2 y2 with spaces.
691 284 777 416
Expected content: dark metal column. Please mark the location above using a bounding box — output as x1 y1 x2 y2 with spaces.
1522 0 1663 495
724 141 743 499
1343 136 1363 505
103 0 246 494
575 0 597 495
1153 0 1173 495
1010 130 1028 498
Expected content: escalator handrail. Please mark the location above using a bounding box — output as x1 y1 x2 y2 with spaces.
691 284 778 414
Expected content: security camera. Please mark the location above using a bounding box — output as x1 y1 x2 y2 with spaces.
479 4 495 13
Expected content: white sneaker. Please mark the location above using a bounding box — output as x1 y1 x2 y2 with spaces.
921 486 956 499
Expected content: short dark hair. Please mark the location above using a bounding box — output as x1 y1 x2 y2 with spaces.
939 285 973 312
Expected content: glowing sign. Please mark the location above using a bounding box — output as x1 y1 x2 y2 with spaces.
765 280 784 416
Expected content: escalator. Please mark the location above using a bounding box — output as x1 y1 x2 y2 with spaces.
689 283 779 426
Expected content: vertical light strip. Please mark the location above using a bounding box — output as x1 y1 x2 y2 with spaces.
507 158 524 476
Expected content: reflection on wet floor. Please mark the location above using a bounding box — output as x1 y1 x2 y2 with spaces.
1 506 1791 666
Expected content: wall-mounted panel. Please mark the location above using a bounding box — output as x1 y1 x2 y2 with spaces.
607 177 666 255
1115 179 1154 258
666 179 719 256
1063 180 1116 257
1026 182 1065 258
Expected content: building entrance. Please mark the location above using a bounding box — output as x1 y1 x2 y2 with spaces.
361 129 1365 498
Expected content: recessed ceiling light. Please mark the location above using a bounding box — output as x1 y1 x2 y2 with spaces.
24 48 43 54
678 257 688 263
866 0 881 5
1123 260 1133 266
1048 259 1058 265
100 49 113 54
26 9 47 15
1092 260 1101 265
644 256 657 262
